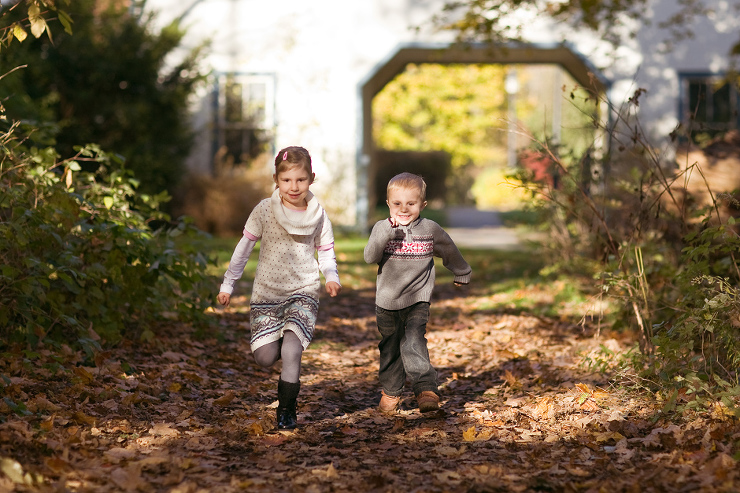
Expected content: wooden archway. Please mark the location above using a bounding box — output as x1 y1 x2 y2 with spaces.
356 42 610 228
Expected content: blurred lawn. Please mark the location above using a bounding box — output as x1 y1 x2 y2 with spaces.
198 228 600 321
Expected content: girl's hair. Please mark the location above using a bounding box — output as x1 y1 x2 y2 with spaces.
275 146 313 181
387 172 427 201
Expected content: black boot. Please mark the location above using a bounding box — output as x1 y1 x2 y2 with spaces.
277 379 300 430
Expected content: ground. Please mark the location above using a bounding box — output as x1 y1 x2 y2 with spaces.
1 264 739 492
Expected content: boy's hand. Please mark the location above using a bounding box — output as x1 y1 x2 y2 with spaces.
454 282 466 287
325 281 342 297
217 292 231 306
388 217 399 228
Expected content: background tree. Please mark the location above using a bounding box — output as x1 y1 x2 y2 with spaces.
373 63 596 207
0 0 207 197
431 0 739 55
373 63 513 204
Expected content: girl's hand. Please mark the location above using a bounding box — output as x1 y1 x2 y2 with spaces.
325 282 342 297
217 292 231 306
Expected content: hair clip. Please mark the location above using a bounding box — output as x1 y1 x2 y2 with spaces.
282 151 288 160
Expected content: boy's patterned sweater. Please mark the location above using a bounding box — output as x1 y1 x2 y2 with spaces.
364 217 472 310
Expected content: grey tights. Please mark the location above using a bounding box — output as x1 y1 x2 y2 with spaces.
252 330 303 383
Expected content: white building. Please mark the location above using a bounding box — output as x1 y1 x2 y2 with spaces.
144 0 740 228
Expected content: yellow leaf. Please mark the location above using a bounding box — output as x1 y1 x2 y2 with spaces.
12 23 27 43
595 431 625 443
462 426 477 442
27 4 48 39
168 382 182 393
249 421 265 435
575 383 592 395
39 415 55 432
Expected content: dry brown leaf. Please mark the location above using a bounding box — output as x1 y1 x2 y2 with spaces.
579 398 599 412
149 422 179 438
503 370 519 387
39 415 55 432
72 411 96 426
263 434 288 447
44 457 69 473
73 366 94 384
535 396 555 420
213 390 236 407
110 465 147 492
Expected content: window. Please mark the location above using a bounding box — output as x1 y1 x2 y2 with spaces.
679 73 740 142
213 73 275 165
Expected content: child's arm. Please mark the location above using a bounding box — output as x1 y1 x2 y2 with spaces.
363 220 395 264
218 234 258 306
433 226 472 286
317 245 342 297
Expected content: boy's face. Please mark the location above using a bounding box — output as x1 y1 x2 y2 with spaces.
386 187 426 226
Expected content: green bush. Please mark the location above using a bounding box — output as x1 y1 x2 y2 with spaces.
0 125 214 347
516 86 740 393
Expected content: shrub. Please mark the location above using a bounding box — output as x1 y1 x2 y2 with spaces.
0 125 214 347
515 86 740 389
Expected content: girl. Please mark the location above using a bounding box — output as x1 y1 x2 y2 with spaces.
217 146 341 429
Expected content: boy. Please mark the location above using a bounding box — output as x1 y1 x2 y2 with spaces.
364 172 472 414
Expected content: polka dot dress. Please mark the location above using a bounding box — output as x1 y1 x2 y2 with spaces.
246 189 334 351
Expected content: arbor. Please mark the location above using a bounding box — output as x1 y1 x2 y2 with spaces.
0 0 207 197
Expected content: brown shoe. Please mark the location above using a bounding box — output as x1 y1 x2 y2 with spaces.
379 391 401 415
417 391 440 413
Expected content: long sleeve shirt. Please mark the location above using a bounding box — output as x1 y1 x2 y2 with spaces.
364 217 471 310
219 189 340 297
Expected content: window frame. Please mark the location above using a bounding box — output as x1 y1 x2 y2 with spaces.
678 72 740 141
212 72 276 165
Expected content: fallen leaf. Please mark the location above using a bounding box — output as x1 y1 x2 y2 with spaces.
73 366 94 384
161 351 188 362
462 426 477 442
579 398 600 412
72 411 96 426
0 458 27 484
263 434 288 447
149 422 179 437
213 390 236 407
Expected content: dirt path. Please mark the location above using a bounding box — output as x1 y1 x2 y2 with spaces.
1 285 738 492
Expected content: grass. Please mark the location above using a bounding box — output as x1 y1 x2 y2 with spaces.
198 228 602 322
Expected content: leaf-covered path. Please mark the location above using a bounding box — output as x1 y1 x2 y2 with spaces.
2 281 739 492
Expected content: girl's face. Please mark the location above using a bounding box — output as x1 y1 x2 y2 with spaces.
274 165 314 210
387 186 426 226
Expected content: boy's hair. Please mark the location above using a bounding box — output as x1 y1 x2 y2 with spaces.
387 172 427 201
275 146 313 181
